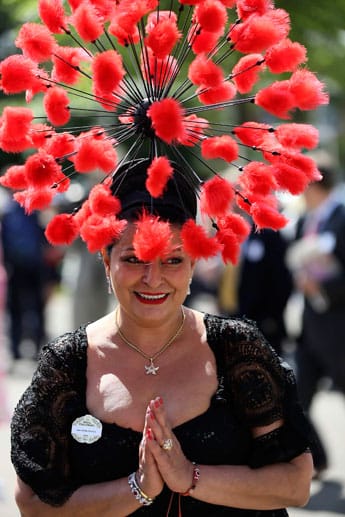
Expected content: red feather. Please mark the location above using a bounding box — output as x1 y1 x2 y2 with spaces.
233 121 271 147
148 98 185 143
43 132 76 158
239 161 277 196
146 156 174 198
250 200 288 230
92 50 125 94
52 46 86 85
272 162 311 195
45 213 80 245
0 55 39 94
217 212 251 241
30 123 54 148
89 183 121 216
270 151 321 182
15 23 56 63
72 1 104 42
265 39 307 73
80 214 127 252
232 54 265 93
38 0 67 33
275 123 319 150
216 228 241 264
200 175 234 217
14 187 54 214
133 212 173 262
197 82 236 104
181 219 222 260
0 165 27 190
25 150 63 188
188 54 224 88
189 28 222 54
230 9 290 53
43 87 71 126
145 18 181 59
195 0 228 33
201 135 239 162
289 70 329 111
236 0 273 19
0 107 33 152
178 114 208 146
74 131 117 173
255 80 295 119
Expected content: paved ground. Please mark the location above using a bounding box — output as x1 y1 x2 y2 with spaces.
0 290 344 516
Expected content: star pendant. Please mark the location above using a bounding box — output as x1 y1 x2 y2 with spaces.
145 360 159 375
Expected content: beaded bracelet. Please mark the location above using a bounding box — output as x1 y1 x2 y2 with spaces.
128 472 155 506
180 462 200 497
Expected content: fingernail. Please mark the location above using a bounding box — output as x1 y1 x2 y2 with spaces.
154 399 160 408
158 396 163 406
146 428 153 440
149 410 155 420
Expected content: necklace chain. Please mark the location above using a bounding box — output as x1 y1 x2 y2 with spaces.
115 307 185 375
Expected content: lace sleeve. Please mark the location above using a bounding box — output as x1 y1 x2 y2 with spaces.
208 316 312 467
10 328 87 506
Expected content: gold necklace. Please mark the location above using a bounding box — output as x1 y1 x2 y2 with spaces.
115 307 185 375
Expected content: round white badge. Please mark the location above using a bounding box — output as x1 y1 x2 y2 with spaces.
71 414 103 444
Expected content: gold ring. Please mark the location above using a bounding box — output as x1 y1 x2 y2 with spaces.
161 438 173 451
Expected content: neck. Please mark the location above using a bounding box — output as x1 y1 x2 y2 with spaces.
115 306 185 356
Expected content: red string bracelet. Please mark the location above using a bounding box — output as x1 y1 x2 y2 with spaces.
180 462 200 497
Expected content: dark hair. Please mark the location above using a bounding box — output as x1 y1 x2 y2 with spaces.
314 167 337 191
110 158 198 223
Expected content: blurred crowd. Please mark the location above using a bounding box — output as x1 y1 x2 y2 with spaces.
0 165 345 480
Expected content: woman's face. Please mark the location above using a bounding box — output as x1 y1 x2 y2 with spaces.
104 223 195 326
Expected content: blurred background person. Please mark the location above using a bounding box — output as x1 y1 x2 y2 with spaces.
286 167 345 476
1 200 62 362
219 225 293 356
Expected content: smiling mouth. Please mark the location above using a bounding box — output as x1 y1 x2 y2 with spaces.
135 292 169 304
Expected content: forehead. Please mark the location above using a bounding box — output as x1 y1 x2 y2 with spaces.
116 222 184 251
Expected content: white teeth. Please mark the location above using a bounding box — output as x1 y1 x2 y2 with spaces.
138 293 166 300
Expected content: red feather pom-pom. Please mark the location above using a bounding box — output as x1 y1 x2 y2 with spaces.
195 0 228 33
73 131 117 173
0 165 27 190
0 55 39 94
217 212 251 241
148 98 185 144
43 132 76 158
239 161 277 196
255 80 295 119
197 82 236 104
181 219 222 260
233 121 271 147
230 9 290 53
200 176 234 217
72 1 104 42
146 156 173 198
30 123 54 148
216 228 241 264
145 17 181 59
189 28 222 54
89 184 121 216
25 150 63 188
232 54 265 93
43 87 71 126
14 187 55 214
201 135 238 162
0 107 33 152
289 70 329 111
92 50 125 94
80 214 127 252
275 123 319 150
269 151 321 182
272 162 311 195
133 213 173 262
188 54 224 88
45 213 80 245
38 0 67 34
15 22 56 63
178 114 208 146
265 39 307 73
236 0 273 19
52 47 86 85
250 200 288 230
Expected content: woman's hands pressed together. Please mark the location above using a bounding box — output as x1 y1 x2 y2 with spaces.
138 397 195 496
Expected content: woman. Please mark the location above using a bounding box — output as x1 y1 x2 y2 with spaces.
11 160 313 516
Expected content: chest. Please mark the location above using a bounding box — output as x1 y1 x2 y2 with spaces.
86 343 218 432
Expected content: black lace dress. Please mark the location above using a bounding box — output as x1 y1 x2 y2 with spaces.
11 314 312 516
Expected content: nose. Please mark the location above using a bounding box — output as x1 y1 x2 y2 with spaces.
142 261 163 287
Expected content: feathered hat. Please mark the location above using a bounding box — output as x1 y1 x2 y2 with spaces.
0 0 329 263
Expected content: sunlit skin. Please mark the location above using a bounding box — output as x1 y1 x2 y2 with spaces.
102 223 195 347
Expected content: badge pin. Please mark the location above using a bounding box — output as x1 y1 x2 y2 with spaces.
71 414 103 444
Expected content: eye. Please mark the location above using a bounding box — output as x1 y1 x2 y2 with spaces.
123 255 146 265
162 256 183 265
